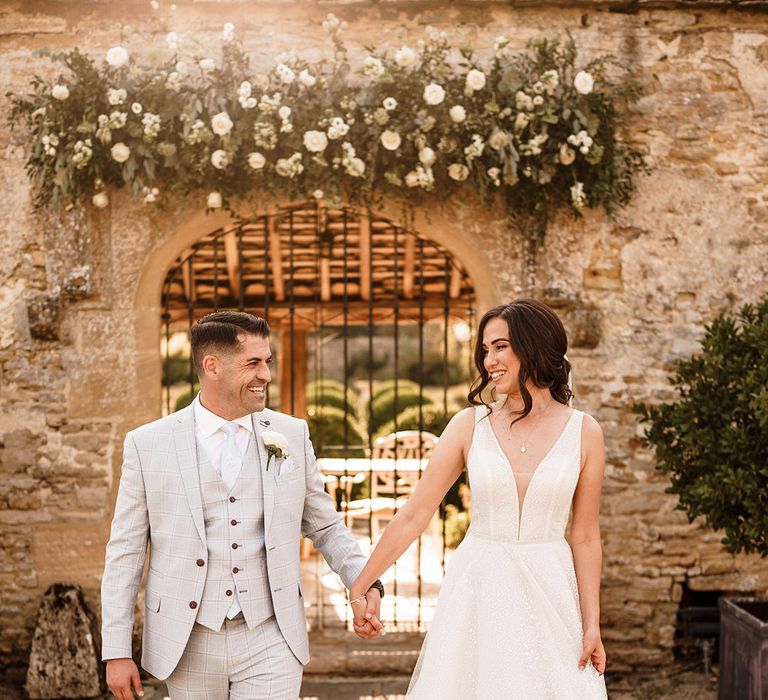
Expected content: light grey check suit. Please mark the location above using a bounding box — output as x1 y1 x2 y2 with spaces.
101 405 366 681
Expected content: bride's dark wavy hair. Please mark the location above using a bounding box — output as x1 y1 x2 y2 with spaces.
468 299 573 423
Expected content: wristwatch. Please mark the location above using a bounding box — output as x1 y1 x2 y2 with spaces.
368 579 385 599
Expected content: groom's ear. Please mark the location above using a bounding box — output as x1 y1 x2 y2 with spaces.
202 353 221 381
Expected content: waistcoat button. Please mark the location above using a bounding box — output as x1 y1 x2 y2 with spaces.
233 567 239 574
196 559 205 567
189 601 197 609
231 519 237 526
229 496 236 503
226 589 233 596
232 543 238 549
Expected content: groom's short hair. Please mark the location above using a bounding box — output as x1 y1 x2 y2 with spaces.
191 311 270 374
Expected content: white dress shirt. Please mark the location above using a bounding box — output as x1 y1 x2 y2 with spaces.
193 395 254 478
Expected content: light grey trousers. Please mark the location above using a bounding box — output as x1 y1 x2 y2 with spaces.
164 615 302 699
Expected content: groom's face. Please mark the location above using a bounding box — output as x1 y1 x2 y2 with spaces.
216 332 272 416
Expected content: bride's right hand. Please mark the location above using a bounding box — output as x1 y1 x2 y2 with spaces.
579 629 606 675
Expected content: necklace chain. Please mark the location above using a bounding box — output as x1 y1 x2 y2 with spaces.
501 400 555 454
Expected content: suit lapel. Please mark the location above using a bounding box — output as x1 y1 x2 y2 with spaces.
256 410 275 536
172 405 206 545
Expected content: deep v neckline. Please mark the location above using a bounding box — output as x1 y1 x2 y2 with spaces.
485 408 576 538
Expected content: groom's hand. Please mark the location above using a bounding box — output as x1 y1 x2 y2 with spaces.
351 588 384 640
106 657 144 699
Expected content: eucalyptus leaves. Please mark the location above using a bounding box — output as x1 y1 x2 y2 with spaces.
9 16 646 240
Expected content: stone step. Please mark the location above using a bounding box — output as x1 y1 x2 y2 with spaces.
304 629 423 676
301 675 410 699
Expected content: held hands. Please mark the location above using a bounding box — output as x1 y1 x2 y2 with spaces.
579 628 606 676
106 658 144 700
349 587 385 640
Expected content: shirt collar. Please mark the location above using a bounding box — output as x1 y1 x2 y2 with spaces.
194 394 254 438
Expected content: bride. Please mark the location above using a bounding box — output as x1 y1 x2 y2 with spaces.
348 299 608 698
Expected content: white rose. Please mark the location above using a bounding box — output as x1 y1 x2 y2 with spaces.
465 69 486 91
92 191 109 208
245 97 257 109
276 63 295 84
248 152 266 170
278 106 292 121
405 171 420 188
207 191 222 209
199 58 215 72
488 130 511 151
210 149 229 169
110 142 130 163
419 147 436 166
423 82 445 106
383 97 398 111
52 84 69 101
449 105 466 123
448 163 470 181
298 69 316 87
394 46 417 69
559 144 576 165
107 88 126 105
131 102 142 114
347 157 366 177
106 46 129 68
211 111 233 136
380 130 402 151
303 130 328 153
262 430 290 456
574 71 594 95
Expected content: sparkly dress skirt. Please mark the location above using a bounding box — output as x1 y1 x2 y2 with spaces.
406 530 608 699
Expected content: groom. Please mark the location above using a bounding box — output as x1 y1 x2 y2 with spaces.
101 311 384 699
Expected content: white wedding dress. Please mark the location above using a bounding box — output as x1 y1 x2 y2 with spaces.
407 407 608 699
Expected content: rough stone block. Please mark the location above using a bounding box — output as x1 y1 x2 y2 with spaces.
565 306 603 349
25 584 102 699
26 293 60 341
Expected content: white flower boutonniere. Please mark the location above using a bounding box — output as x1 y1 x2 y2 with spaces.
262 430 290 469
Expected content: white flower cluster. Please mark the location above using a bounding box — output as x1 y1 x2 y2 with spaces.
394 46 417 69
363 56 385 80
276 63 295 85
516 91 534 112
278 105 293 134
567 130 594 155
253 119 277 150
222 23 235 43
143 185 160 203
464 134 485 164
108 111 127 129
341 142 365 177
105 46 129 68
107 88 126 106
41 133 59 157
570 181 587 209
487 166 501 186
322 14 347 34
519 132 548 157
184 119 213 146
166 71 183 92
541 69 559 92
238 81 257 110
327 116 350 141
275 152 304 178
142 112 161 141
405 165 435 190
72 139 93 169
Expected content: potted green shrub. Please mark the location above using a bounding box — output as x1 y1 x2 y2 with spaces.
634 299 768 700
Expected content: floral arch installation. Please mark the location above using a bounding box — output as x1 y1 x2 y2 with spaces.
162 200 476 630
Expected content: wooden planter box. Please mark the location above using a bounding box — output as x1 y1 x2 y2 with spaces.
718 597 768 700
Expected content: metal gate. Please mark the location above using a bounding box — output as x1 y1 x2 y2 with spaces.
162 201 476 631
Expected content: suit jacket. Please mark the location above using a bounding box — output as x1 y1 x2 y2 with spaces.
101 405 367 680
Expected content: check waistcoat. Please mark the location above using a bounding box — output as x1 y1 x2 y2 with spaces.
195 430 275 632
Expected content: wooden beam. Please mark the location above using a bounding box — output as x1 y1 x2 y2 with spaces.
320 258 331 302
403 233 416 299
223 232 241 300
450 265 463 299
268 216 285 301
181 249 196 303
359 213 371 300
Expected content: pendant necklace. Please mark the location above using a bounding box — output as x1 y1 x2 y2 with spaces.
508 400 555 454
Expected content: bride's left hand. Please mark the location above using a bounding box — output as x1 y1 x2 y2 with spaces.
579 629 606 675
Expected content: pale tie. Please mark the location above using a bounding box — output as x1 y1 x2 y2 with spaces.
220 422 242 490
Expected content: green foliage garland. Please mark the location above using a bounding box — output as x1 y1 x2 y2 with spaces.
9 17 647 239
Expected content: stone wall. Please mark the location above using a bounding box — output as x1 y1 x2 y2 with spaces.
2 0 768 674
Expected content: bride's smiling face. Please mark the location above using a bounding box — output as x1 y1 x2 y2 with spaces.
482 316 521 395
